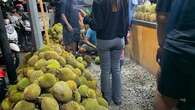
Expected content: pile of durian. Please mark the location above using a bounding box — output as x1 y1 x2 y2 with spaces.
46 23 64 44
1 27 108 110
134 2 156 22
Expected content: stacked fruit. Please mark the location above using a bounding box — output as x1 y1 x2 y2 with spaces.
47 23 63 44
134 2 156 22
1 45 108 109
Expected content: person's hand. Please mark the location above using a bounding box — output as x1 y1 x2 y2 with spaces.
79 9 87 17
67 25 73 32
83 37 88 43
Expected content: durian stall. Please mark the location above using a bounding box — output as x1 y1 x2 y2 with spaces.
0 1 109 109
1 23 109 110
127 2 159 74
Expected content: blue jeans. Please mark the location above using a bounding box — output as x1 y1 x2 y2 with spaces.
97 38 124 103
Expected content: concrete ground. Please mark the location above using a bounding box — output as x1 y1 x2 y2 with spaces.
88 59 157 110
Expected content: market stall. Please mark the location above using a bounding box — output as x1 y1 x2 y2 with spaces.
126 2 159 74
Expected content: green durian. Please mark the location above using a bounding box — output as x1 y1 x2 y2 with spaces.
27 55 39 66
24 83 41 101
50 81 72 102
1 98 12 110
17 77 30 91
41 97 59 110
97 97 109 108
38 73 57 89
78 85 89 97
13 100 36 110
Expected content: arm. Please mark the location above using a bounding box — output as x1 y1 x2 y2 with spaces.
60 0 73 32
156 0 173 63
61 14 73 32
156 0 173 47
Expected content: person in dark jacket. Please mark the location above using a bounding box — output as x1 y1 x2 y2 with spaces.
155 0 195 109
53 0 80 52
156 0 174 64
84 0 128 105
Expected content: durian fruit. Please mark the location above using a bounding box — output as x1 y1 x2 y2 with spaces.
52 45 63 55
66 80 77 91
62 101 81 110
97 97 109 108
28 70 44 83
72 68 82 76
82 61 88 67
40 93 54 98
22 52 33 64
50 81 73 102
26 67 35 77
58 68 77 81
95 56 100 65
82 98 100 110
47 59 61 69
38 73 57 89
1 98 12 110
41 97 59 110
73 90 81 103
80 105 85 110
21 67 34 77
8 85 17 96
66 56 85 70
87 80 97 89
27 55 39 66
78 85 89 97
79 76 88 86
83 55 92 64
95 89 102 97
39 51 59 60
17 73 24 81
9 92 24 103
16 77 30 91
52 23 63 34
83 69 93 80
16 65 25 75
57 56 66 67
34 59 47 70
13 100 36 110
24 83 41 101
87 89 96 98
46 59 61 75
149 13 156 22
77 57 83 63
38 45 54 53
64 65 74 70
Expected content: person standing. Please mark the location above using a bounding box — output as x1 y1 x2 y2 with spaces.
84 0 128 105
156 0 174 64
155 0 195 109
54 0 80 52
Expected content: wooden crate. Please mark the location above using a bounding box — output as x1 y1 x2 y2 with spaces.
126 23 159 74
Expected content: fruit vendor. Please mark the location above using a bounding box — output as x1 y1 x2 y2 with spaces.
53 0 80 52
155 0 195 109
79 28 97 53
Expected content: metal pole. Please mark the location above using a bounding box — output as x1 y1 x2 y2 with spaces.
0 7 17 84
39 0 50 45
27 0 43 50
